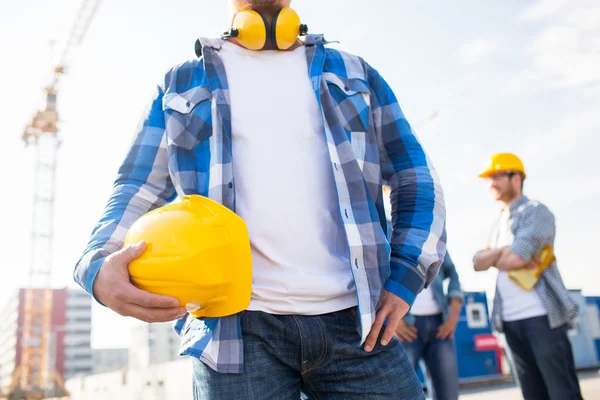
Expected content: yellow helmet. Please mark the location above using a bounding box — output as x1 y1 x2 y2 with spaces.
124 195 252 318
479 153 526 179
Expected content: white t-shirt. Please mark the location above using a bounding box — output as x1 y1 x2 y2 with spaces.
495 208 547 322
410 285 442 316
219 42 357 315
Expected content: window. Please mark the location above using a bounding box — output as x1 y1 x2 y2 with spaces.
68 330 91 336
68 305 91 312
67 342 91 349
466 303 488 329
65 354 92 361
67 317 92 324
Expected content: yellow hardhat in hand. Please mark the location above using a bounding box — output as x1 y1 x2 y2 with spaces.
479 153 526 179
124 195 252 318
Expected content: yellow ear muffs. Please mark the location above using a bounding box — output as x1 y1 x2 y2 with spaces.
272 8 304 50
223 8 308 51
230 9 268 51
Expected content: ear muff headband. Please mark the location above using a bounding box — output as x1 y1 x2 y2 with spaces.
269 9 281 50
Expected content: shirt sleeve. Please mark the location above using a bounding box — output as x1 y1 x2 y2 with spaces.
367 64 447 306
442 252 464 301
73 84 177 303
510 203 555 263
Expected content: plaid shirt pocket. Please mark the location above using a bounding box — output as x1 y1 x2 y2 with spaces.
323 72 371 133
163 87 213 150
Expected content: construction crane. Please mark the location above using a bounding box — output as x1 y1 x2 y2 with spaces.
3 1 102 399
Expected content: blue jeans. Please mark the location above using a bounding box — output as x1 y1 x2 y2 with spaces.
503 316 583 400
401 314 459 400
192 308 424 399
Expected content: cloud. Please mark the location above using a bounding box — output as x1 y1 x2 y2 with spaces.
565 4 600 31
516 0 569 22
530 24 600 88
519 101 600 164
458 38 495 65
507 2 600 93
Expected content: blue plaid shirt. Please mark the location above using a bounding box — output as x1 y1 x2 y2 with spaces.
74 35 446 373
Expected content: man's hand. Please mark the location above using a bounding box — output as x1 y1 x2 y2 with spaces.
436 317 458 340
473 248 502 271
526 256 540 270
93 241 187 323
364 290 410 352
395 319 418 342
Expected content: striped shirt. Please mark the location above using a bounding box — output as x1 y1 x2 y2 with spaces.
74 34 446 373
490 196 578 332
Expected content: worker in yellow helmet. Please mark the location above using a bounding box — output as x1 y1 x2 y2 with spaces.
73 0 446 398
473 153 582 400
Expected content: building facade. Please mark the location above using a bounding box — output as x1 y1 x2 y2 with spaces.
0 291 20 392
63 289 92 379
92 348 128 374
128 322 180 369
0 287 92 395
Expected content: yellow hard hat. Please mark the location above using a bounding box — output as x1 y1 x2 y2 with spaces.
124 195 252 318
479 153 526 179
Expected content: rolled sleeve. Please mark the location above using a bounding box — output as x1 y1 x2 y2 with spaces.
384 260 423 306
442 252 464 302
510 203 555 263
367 63 446 306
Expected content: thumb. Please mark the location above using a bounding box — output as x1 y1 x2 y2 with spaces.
117 241 147 264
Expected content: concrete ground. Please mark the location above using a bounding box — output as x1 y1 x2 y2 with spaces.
459 370 600 399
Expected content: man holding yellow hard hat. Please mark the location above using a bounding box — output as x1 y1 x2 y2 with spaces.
473 153 581 400
74 0 446 398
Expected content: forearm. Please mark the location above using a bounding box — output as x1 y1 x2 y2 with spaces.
443 253 464 300
74 183 172 299
386 170 446 305
74 84 175 300
369 63 446 304
495 247 528 271
447 298 462 322
473 248 502 271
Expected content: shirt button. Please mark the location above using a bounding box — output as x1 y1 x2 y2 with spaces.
228 182 233 189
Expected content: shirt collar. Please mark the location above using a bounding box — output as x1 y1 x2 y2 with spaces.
508 195 529 215
196 34 327 56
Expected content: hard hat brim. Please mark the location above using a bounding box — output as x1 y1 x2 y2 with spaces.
478 169 526 179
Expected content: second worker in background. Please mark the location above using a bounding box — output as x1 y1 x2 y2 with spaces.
473 153 582 400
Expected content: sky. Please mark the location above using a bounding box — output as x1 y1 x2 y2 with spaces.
0 0 599 349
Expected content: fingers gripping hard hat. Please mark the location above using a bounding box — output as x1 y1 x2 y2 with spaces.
124 195 252 318
479 153 526 179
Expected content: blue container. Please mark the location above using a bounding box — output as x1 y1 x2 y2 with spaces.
584 296 600 367
454 292 502 383
566 290 599 369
